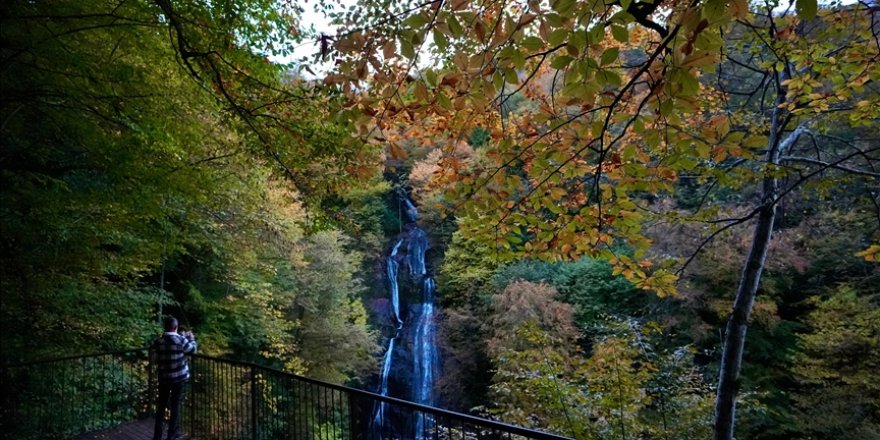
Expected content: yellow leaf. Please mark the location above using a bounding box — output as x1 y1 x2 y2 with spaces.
855 244 880 262
681 50 718 68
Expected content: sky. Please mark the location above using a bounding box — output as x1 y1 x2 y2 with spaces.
272 0 862 73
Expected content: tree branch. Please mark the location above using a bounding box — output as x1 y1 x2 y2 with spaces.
781 155 880 177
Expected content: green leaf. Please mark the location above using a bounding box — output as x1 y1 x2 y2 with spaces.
600 47 619 66
522 36 545 51
400 38 416 59
611 25 629 43
703 0 727 21
743 135 768 148
505 68 519 84
549 29 569 47
425 69 438 88
550 55 574 69
796 0 817 19
597 70 622 87
551 0 576 15
448 15 464 37
403 12 429 29
433 31 448 52
437 92 453 109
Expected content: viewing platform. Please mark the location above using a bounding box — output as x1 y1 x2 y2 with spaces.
1 349 572 440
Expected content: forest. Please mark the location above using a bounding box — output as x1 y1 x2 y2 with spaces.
1 0 878 439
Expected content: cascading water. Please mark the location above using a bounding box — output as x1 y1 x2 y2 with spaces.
403 197 419 222
388 240 404 328
407 228 427 276
372 336 396 428
372 239 404 431
413 277 438 436
372 195 440 439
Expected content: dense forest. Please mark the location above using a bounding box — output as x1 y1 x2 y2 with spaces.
1 0 877 439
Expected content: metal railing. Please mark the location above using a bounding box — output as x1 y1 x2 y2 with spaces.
1 350 573 440
0 349 151 439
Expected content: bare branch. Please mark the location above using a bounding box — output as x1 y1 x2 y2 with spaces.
781 155 880 177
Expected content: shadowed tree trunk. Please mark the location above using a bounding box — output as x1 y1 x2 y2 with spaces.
712 67 807 437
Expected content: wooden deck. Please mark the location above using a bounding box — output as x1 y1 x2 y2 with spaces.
68 418 192 440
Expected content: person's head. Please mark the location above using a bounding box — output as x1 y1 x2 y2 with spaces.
163 316 179 332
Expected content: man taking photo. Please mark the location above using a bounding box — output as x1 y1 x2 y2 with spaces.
151 316 197 440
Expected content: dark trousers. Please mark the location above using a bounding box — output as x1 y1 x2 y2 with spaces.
154 380 186 440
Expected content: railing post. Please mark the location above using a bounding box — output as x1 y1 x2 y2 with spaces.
348 392 359 440
147 349 154 418
251 365 257 440
188 356 195 439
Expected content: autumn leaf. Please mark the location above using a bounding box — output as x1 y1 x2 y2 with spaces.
855 244 880 262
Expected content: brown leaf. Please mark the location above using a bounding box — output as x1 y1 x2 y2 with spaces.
382 40 396 59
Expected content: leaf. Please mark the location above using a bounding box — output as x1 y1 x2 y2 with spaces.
425 69 438 88
550 55 573 69
382 40 396 59
681 50 718 68
855 244 880 262
743 135 768 148
388 143 408 159
796 0 817 20
597 70 622 87
403 12 429 29
448 15 464 37
399 38 415 60
730 0 749 19
434 31 448 52
548 29 569 47
551 0 576 15
611 25 629 43
522 36 545 51
600 47 619 66
703 0 727 21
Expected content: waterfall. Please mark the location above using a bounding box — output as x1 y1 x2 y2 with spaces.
372 239 403 435
413 277 438 437
403 197 419 222
372 335 397 429
408 228 427 276
388 239 404 328
372 194 440 439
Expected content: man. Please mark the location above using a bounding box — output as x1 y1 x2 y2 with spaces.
151 316 197 440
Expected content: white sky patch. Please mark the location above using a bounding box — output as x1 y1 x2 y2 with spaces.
272 0 353 76
271 0 863 77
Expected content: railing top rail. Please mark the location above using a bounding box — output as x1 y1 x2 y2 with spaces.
190 353 574 440
3 349 574 440
2 348 148 368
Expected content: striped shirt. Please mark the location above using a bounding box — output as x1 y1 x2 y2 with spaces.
152 332 197 383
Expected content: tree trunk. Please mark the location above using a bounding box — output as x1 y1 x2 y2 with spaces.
712 200 776 440
712 110 806 439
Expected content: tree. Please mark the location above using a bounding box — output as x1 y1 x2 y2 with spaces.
696 8 879 438
324 0 878 438
486 282 715 439
0 0 381 379
791 286 880 439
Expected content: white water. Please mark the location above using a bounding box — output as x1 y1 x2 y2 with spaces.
413 277 438 437
403 197 419 222
407 228 427 276
388 239 404 328
372 335 397 429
